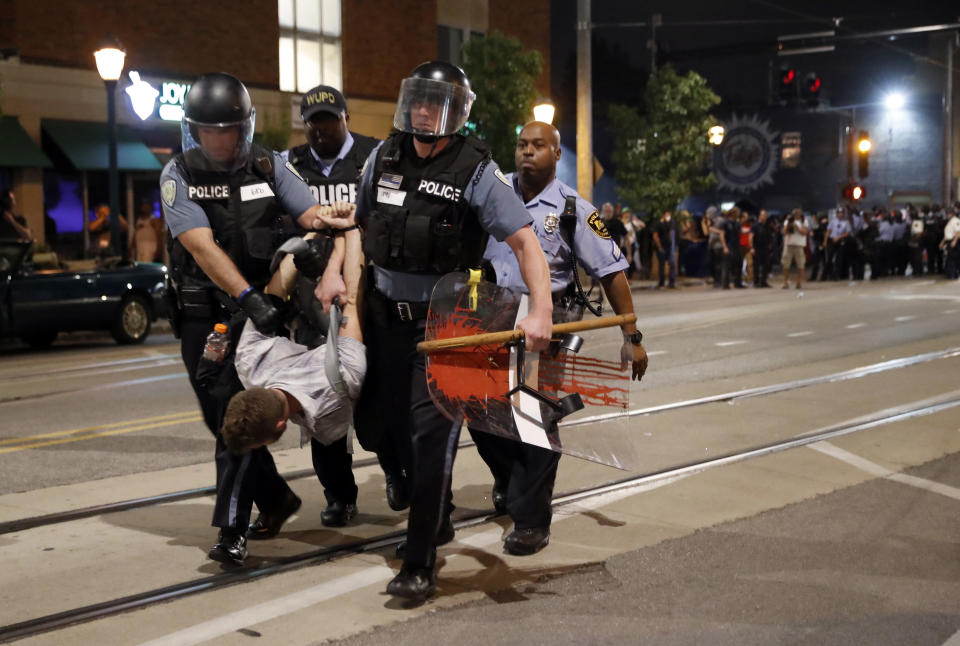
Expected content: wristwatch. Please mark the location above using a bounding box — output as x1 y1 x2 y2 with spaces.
623 330 643 345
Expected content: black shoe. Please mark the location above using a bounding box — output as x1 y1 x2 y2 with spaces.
504 526 550 556
320 500 357 527
385 471 410 511
386 566 435 601
395 518 455 559
492 483 507 514
247 491 302 540
208 529 247 565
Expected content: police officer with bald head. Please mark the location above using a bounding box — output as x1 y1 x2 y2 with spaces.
282 85 380 528
474 120 648 557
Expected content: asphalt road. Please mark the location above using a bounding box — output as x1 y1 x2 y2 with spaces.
0 275 958 645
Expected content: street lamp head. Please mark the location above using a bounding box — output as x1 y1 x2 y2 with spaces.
708 125 725 146
533 98 555 125
883 91 905 111
94 36 126 82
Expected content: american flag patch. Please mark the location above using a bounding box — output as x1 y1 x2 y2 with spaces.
378 173 403 190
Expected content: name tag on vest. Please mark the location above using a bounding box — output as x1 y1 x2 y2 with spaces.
240 182 275 202
417 179 462 202
188 184 230 200
377 187 406 206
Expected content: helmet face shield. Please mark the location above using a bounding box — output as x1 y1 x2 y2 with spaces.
392 77 475 138
181 108 256 171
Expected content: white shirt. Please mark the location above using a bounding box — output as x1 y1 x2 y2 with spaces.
944 216 960 242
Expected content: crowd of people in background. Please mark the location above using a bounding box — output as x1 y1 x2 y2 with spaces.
601 200 960 287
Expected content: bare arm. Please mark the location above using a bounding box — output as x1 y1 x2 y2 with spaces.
504 225 552 352
176 228 250 298
599 271 648 382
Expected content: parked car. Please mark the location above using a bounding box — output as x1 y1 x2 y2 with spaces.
0 240 168 347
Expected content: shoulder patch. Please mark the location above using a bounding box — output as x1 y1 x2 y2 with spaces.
493 168 511 187
285 161 307 183
161 179 176 208
587 211 610 239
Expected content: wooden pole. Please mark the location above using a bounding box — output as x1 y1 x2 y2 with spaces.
417 313 636 353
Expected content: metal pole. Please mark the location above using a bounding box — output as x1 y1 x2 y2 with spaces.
945 36 954 205
576 0 593 203
106 79 122 260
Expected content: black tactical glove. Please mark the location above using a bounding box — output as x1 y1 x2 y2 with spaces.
293 237 334 281
237 289 282 335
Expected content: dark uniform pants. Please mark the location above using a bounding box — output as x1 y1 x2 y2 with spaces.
181 316 294 532
470 429 559 529
311 436 357 505
356 311 458 570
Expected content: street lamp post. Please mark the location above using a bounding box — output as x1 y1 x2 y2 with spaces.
94 38 126 261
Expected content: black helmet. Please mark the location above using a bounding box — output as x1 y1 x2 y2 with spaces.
393 61 475 139
181 73 256 170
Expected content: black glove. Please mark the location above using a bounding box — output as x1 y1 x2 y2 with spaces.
293 237 334 281
237 289 281 335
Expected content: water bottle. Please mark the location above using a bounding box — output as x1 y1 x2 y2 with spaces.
202 323 230 362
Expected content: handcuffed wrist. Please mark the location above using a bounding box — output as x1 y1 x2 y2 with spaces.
236 286 254 302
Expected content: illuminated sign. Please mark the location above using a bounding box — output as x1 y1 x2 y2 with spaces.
123 71 191 122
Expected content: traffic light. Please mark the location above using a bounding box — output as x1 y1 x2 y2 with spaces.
857 130 870 178
843 183 866 201
804 72 821 106
778 66 797 104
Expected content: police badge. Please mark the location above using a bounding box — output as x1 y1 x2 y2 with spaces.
543 212 559 234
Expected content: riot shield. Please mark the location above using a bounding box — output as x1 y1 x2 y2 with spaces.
424 272 636 470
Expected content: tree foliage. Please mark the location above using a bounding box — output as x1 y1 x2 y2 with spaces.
461 31 543 172
255 109 292 153
610 65 720 219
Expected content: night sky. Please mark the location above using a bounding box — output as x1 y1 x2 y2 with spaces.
549 1 958 170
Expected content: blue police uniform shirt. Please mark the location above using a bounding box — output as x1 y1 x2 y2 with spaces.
827 218 852 240
850 213 865 233
891 220 908 240
356 140 534 302
876 219 895 242
484 175 628 293
280 132 355 178
161 151 317 239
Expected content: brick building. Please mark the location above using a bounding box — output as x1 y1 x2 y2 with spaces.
0 0 550 253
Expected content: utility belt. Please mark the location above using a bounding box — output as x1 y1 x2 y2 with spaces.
177 283 241 320
366 286 430 326
552 283 584 324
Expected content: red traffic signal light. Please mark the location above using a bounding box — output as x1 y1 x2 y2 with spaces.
843 183 866 201
781 68 796 85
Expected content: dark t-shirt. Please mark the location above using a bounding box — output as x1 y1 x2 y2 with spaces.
606 218 627 247
654 219 676 250
751 222 772 251
723 218 739 248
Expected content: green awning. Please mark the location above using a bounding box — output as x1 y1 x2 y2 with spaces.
42 119 162 171
0 117 52 168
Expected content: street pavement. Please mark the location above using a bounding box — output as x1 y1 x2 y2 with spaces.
0 276 958 645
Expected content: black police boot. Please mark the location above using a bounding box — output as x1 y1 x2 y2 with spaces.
385 470 410 512
320 500 358 527
504 526 550 556
247 490 302 540
208 529 247 565
395 517 455 559
386 566 436 602
492 483 507 514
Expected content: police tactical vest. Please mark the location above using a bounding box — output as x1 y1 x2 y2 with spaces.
286 133 379 206
363 132 490 274
169 143 288 288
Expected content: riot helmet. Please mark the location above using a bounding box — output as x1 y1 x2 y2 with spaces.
393 61 475 141
181 73 256 171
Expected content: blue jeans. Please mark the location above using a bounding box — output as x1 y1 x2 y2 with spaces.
657 248 676 287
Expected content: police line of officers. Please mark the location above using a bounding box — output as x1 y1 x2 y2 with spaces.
159 63 648 602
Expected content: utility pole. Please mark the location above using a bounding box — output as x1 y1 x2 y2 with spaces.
576 0 592 202
945 34 955 205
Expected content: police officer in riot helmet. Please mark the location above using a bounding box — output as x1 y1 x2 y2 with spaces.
317 61 553 601
161 72 349 565
281 86 380 527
